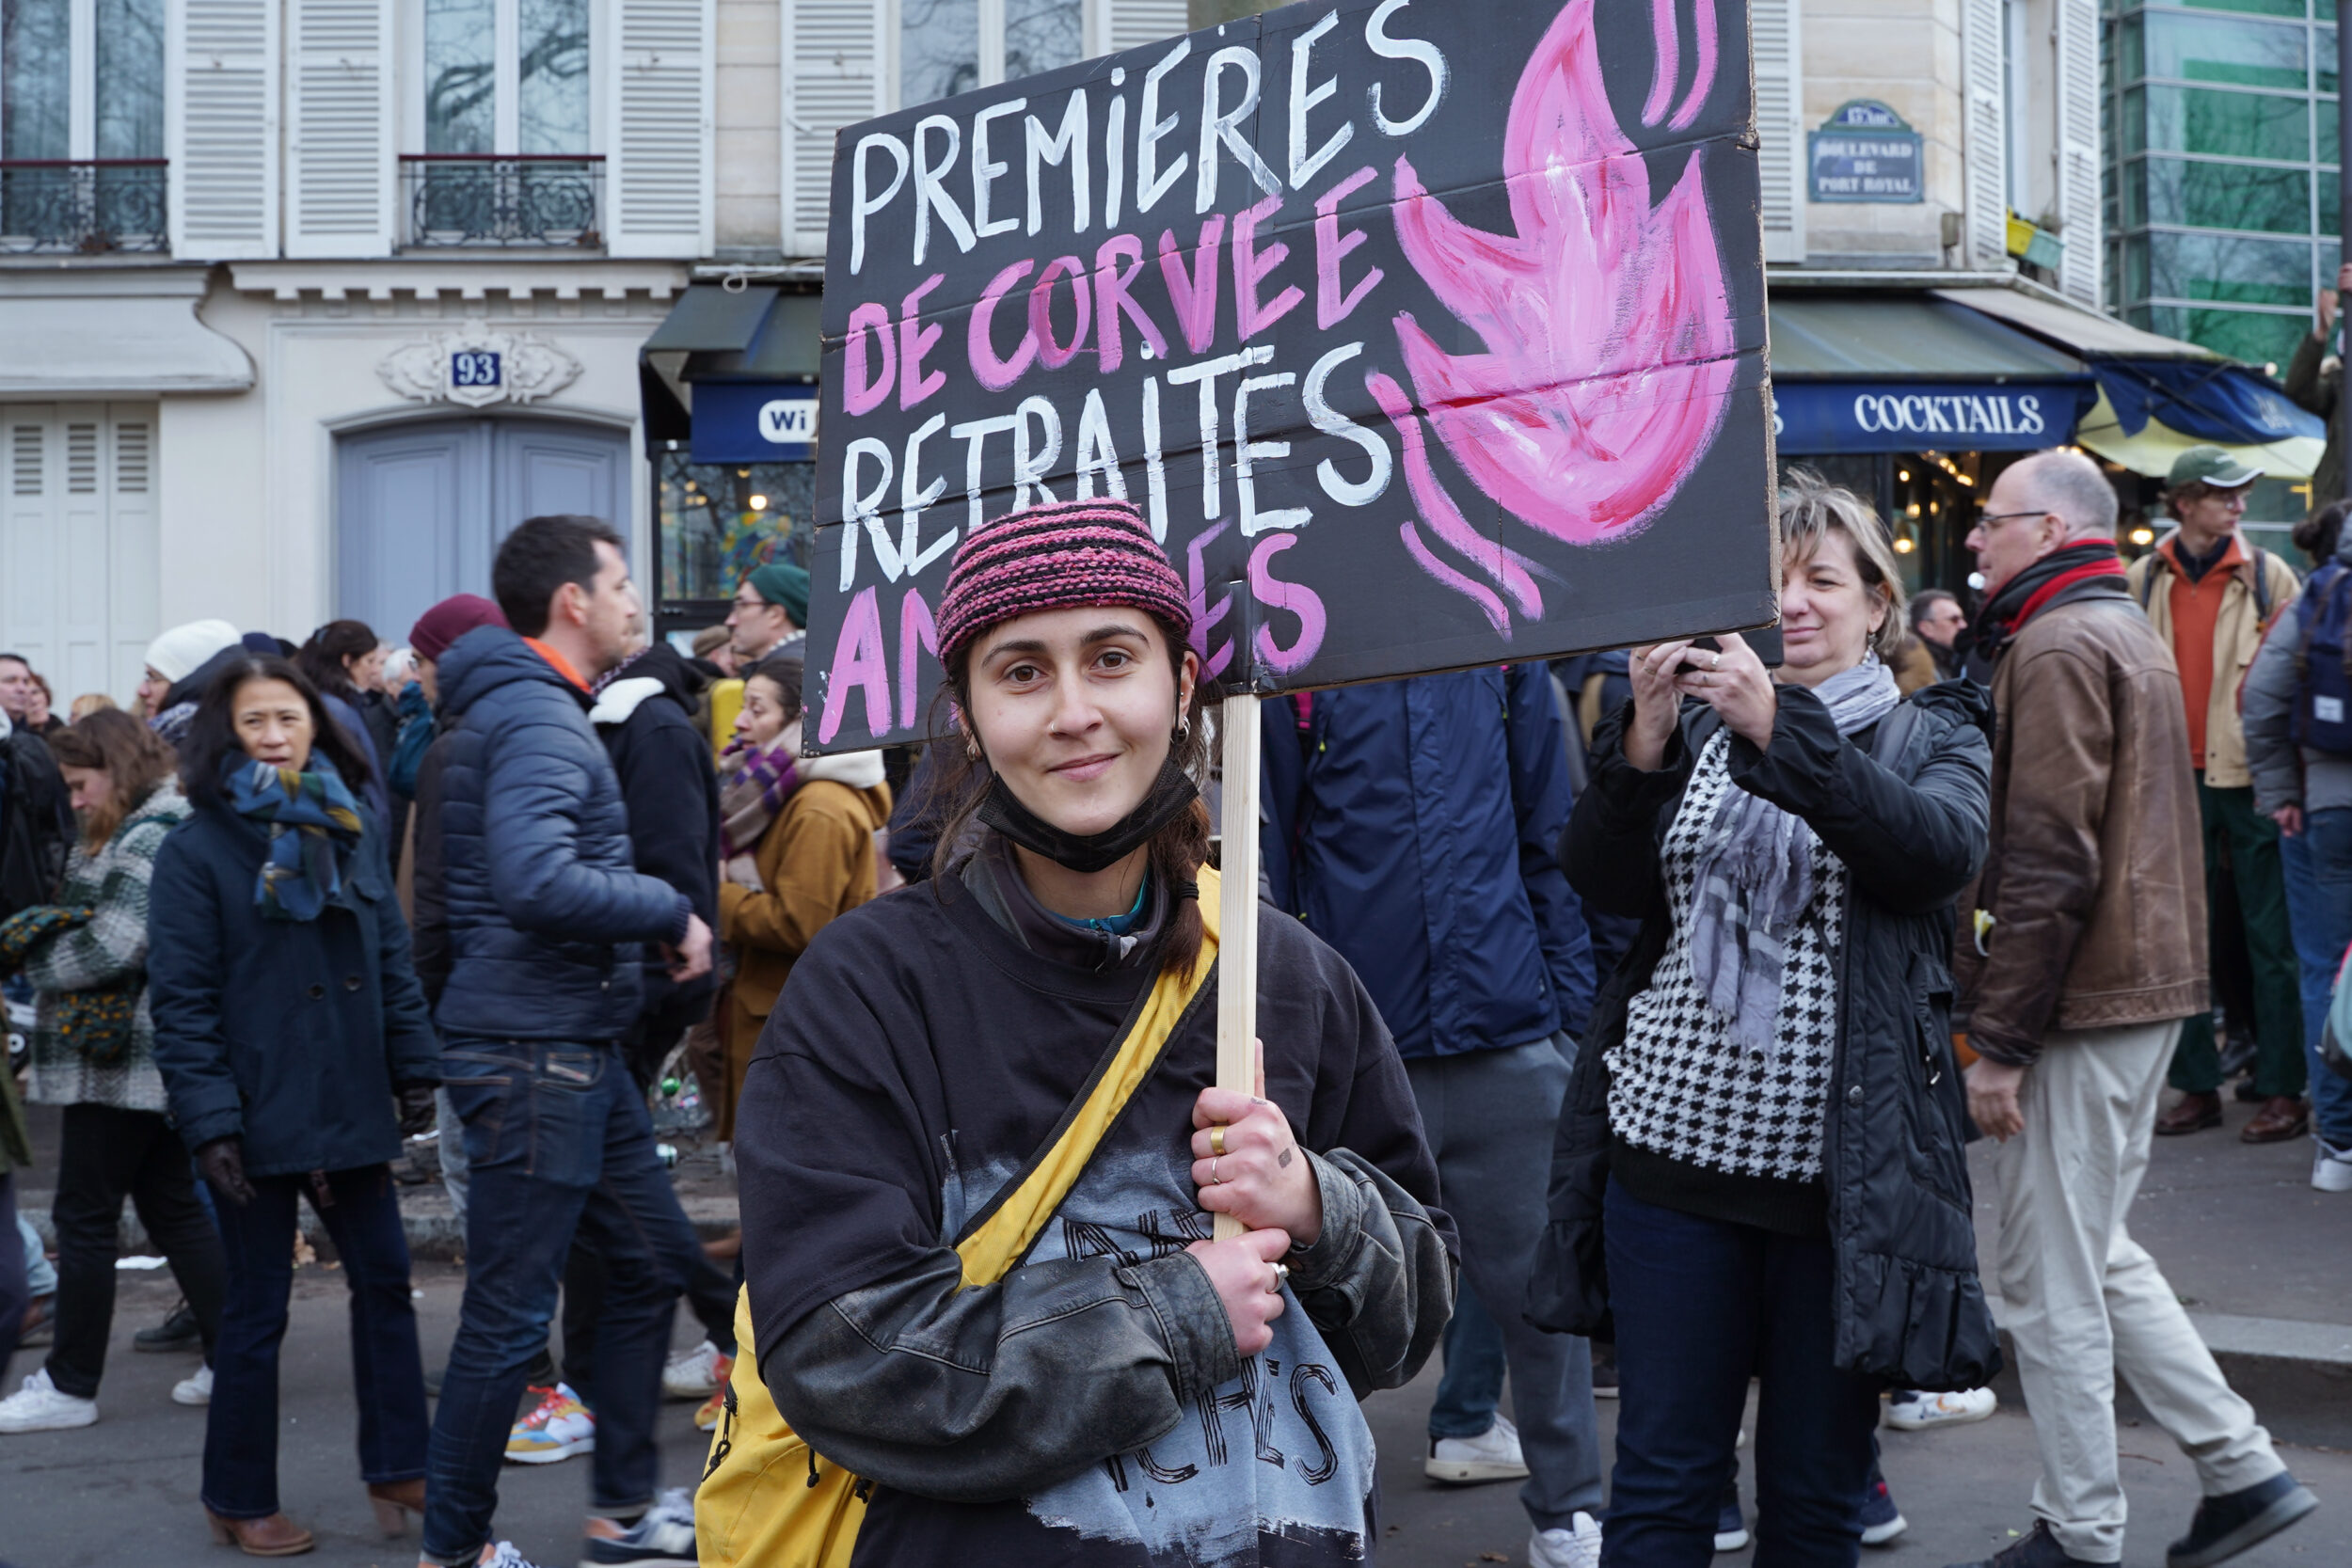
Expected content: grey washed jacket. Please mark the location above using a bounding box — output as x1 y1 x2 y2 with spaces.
2244 531 2352 818
24 783 191 1112
768 1147 1450 1502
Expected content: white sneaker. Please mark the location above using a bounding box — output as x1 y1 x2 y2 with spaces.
469 1543 547 1568
172 1364 214 1406
1424 1413 1530 1483
582 1486 698 1567
1529 1511 1603 1568
660 1338 732 1401
0 1368 98 1433
1883 1386 1996 1430
2314 1136 2352 1193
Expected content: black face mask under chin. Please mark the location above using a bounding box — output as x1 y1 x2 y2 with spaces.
978 757 1200 875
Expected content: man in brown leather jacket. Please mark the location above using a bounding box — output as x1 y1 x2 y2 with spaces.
1945 451 2315 1568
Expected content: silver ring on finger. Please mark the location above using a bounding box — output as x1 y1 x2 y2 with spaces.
1210 1156 1223 1184
1268 1261 1289 1293
1710 649 1722 669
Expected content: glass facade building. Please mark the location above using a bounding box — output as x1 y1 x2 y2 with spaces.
2106 1 2340 524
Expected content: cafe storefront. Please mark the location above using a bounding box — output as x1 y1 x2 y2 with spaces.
1769 279 2328 595
637 282 824 641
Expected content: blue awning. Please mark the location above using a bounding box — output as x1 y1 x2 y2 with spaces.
2090 359 2324 447
1768 293 2097 454
1773 381 2099 454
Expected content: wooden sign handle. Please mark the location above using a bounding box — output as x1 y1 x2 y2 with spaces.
1214 691 1261 1242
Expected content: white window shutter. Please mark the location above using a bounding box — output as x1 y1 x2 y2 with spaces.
169 0 279 259
611 0 715 259
783 0 882 260
1751 0 1804 265
288 0 393 258
1961 0 2009 270
1106 0 1187 53
2053 0 2101 306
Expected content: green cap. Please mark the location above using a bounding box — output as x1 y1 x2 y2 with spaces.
2167 445 2260 490
743 561 810 626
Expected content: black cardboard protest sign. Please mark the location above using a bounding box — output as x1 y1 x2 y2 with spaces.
805 0 1773 752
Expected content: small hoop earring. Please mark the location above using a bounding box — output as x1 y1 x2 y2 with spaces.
964 734 981 762
1175 714 1191 742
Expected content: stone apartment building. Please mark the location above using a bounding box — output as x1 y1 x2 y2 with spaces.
0 0 2308 691
0 0 1188 699
1756 0 2321 582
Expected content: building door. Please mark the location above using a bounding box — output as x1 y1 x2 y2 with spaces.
0 404 159 706
336 416 628 643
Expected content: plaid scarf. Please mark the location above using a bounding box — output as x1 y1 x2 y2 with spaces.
718 721 803 884
1685 657 1900 1058
224 752 364 921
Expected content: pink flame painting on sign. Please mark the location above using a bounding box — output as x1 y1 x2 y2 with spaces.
1384 0 1739 631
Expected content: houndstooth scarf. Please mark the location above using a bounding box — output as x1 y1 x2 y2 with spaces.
1685 657 1899 1058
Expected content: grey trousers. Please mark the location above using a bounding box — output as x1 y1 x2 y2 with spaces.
1992 1020 2284 1563
1406 1037 1605 1530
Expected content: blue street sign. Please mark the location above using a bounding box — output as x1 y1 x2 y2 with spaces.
452 348 502 390
1809 100 1924 204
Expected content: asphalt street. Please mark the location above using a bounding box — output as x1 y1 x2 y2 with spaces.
1 1255 2346 1568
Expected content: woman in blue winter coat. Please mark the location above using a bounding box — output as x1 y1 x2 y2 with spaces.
149 654 441 1558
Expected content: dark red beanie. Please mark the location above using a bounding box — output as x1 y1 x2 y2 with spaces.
410 594 508 663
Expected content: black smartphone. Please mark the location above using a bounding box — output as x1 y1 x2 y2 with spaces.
1674 628 1784 673
1675 637 1721 675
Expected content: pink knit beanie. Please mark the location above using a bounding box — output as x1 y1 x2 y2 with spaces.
934 499 1192 666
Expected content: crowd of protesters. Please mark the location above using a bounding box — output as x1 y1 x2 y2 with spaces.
0 443 2339 1568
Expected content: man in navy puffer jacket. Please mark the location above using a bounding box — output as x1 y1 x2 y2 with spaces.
420 515 713 1568
1263 666 1605 1567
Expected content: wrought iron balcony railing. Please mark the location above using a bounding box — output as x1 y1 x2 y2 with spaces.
400 154 604 248
0 160 168 255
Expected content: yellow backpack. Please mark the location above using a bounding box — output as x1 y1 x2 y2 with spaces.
693 866 1225 1568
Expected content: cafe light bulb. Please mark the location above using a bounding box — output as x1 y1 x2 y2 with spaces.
2130 525 2155 546
749 494 770 511
1894 535 1915 554
1899 469 1911 483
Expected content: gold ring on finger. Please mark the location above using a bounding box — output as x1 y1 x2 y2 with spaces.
1209 1125 1227 1158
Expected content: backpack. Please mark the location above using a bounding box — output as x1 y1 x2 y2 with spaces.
2290 561 2352 755
2134 545 2276 626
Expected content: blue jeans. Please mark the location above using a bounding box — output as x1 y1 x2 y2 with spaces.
1601 1181 1880 1568
1429 1278 1510 1440
2278 809 2352 1145
204 1164 428 1519
15 1210 51 1297
422 1038 690 1565
1405 1037 1604 1529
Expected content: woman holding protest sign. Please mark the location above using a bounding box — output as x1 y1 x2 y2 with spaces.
1534 473 1997 1566
701 497 1454 1568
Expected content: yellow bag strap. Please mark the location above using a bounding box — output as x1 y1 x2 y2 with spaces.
952 863 1223 1287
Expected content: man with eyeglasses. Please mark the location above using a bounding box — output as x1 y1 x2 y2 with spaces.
723 562 809 667
1947 449 2314 1568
